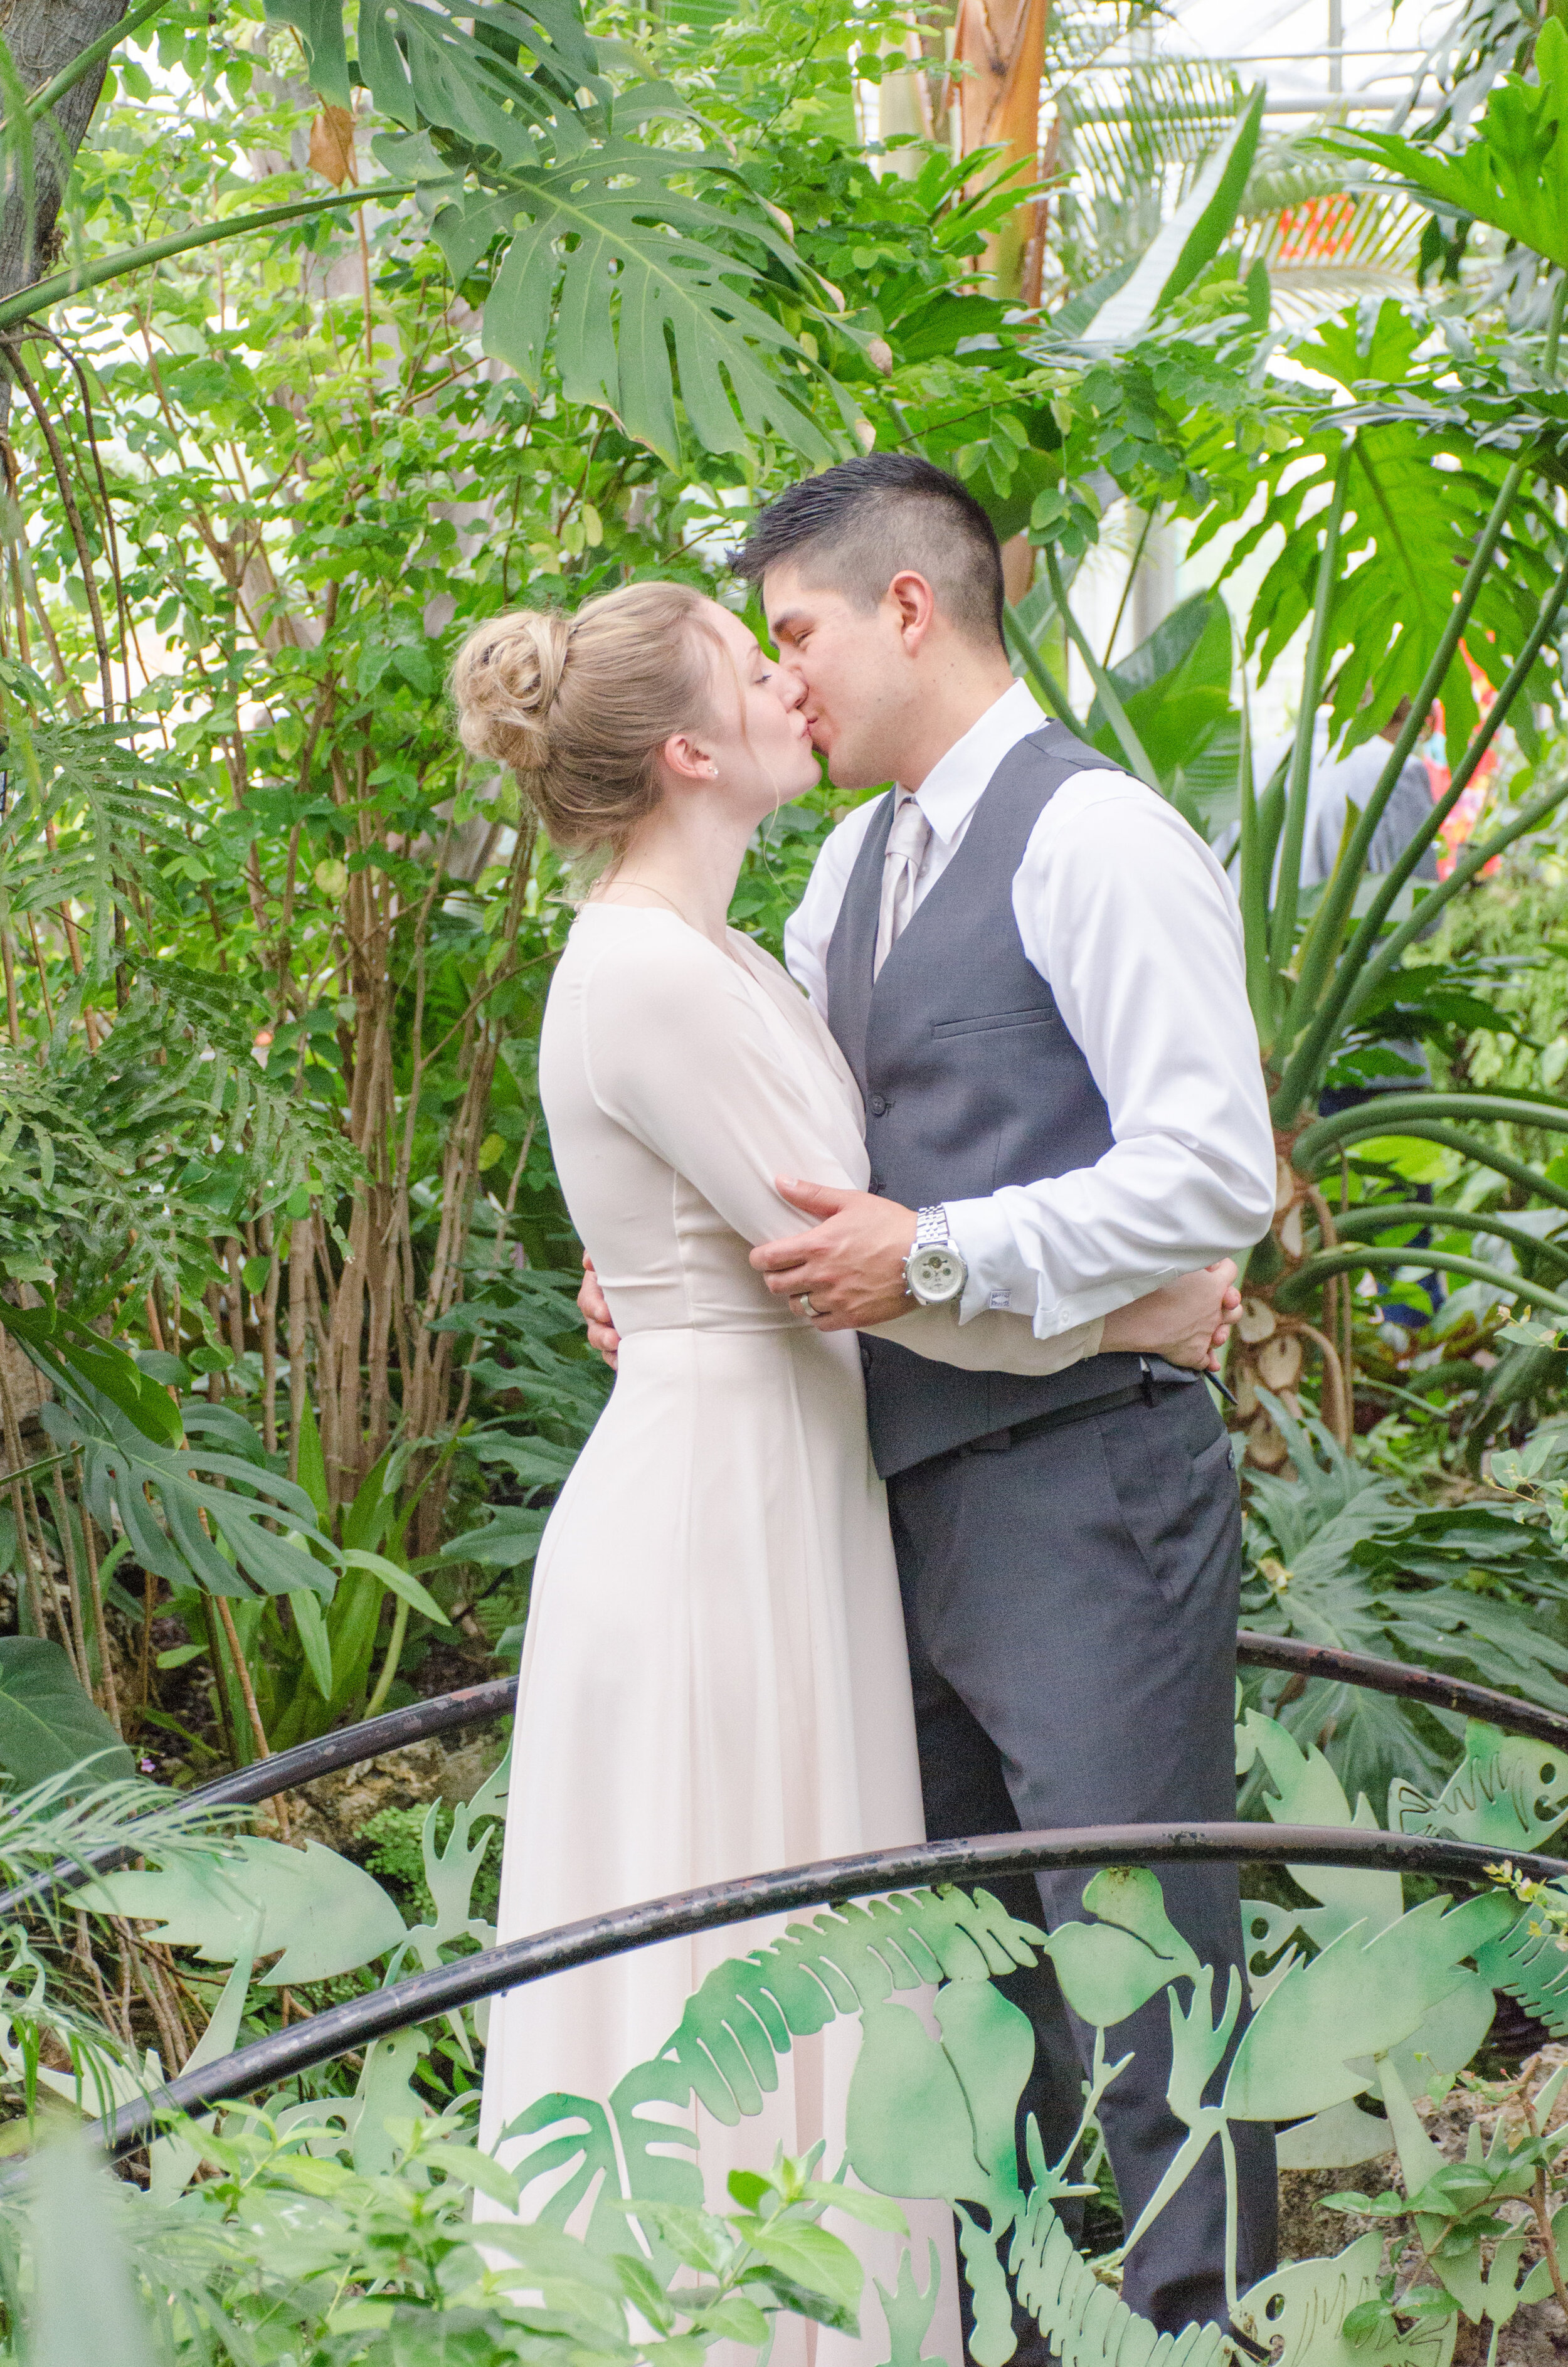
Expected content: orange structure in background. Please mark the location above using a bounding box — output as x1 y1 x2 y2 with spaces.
1421 650 1501 880
1273 193 1357 263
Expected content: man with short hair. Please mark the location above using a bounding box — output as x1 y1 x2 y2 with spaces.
588 453 1279 2339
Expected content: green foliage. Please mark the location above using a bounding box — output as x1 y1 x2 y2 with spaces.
0 2120 876 2366
1328 18 1568 273
1080 80 1266 341
364 1797 502 1931
0 1639 130 1792
1239 1392 1568 1801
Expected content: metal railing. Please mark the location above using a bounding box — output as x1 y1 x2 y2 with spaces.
4 1629 1565 2182
48 1819 1568 2175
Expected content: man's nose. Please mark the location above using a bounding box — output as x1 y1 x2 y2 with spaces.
773 658 808 707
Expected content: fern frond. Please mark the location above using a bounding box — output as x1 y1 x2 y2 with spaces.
660 1885 1042 2122
1474 1902 1568 2039
1012 2181 1229 2367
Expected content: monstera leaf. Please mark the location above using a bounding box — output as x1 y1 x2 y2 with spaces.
41 1397 334 1604
433 149 839 463
258 0 844 466
0 1295 181 1448
505 1887 1044 2272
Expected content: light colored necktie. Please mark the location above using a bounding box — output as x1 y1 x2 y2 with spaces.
873 795 932 979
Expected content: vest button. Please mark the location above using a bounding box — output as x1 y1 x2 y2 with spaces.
869 1093 888 1117
869 1173 884 1194
860 1345 872 1373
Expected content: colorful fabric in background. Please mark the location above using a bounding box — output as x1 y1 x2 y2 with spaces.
1424 651 1501 879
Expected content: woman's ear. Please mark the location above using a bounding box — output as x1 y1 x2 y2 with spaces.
659 728 719 785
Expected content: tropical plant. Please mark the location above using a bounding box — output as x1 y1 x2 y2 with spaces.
0 2122 879 2366
1238 1385 1568 1801
948 23 1568 1471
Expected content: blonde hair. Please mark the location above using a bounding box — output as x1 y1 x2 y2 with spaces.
449 581 726 860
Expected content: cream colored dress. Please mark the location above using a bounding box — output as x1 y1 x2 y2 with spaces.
477 906 1102 2361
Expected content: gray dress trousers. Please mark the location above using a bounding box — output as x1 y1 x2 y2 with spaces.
822 726 1278 2341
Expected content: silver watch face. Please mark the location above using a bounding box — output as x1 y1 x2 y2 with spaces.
906 1244 967 1306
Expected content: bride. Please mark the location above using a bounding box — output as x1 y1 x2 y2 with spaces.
451 581 1236 2355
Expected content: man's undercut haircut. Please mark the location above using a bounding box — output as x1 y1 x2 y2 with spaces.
732 455 1005 649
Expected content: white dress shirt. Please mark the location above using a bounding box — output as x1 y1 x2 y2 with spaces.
783 680 1277 1337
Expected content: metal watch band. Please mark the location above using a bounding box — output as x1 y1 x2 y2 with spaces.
914 1204 950 1251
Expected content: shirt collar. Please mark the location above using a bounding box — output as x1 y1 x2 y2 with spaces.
898 679 1046 844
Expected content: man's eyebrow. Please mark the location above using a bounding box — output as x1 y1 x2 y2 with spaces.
767 606 807 638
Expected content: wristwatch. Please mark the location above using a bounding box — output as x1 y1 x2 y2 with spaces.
904 1205 968 1307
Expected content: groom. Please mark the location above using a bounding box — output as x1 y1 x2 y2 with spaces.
585 454 1278 2338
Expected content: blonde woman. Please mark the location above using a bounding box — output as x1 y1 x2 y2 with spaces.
451 583 1236 2360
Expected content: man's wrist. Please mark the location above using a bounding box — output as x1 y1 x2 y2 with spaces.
941 1197 1030 1324
903 1204 968 1307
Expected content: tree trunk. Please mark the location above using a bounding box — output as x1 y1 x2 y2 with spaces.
0 0 125 301
950 0 1052 297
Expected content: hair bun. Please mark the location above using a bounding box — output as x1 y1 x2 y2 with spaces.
450 609 571 776
445 579 718 863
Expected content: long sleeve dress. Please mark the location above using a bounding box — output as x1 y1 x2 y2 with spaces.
475 905 1103 2362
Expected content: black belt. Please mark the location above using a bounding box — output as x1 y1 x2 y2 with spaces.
928 1365 1175 1467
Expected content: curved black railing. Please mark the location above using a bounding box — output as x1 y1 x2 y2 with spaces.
13 1818 1564 2188
4 1633 1564 1925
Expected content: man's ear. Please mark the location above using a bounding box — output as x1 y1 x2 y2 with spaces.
659 728 718 785
886 569 938 652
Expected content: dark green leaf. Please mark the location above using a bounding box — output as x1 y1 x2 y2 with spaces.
0 1638 134 1791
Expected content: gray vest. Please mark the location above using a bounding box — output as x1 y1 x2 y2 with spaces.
824 723 1190 1478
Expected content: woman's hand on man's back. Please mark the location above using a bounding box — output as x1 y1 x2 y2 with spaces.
1099 1261 1240 1372
578 1251 620 1370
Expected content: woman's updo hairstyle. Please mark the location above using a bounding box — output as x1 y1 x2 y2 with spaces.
450 581 726 861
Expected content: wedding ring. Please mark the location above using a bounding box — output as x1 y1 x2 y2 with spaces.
797 1292 817 1318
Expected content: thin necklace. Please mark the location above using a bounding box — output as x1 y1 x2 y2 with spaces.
603 879 694 927
598 877 745 966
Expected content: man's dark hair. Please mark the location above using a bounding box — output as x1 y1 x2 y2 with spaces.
731 454 1005 648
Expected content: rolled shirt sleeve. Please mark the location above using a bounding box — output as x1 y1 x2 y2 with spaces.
943 773 1277 1335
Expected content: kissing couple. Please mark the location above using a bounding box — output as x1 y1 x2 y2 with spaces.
455 454 1279 2359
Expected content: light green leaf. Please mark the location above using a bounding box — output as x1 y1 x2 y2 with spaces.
803 2182 909 2234
340 1549 450 1624
45 1397 333 1605
743 2219 863 2314
845 2002 987 2203
291 1584 334 1699
80 1836 407 1983
1081 82 1266 342
1223 1892 1518 2123
460 150 838 465
29 2142 159 2367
